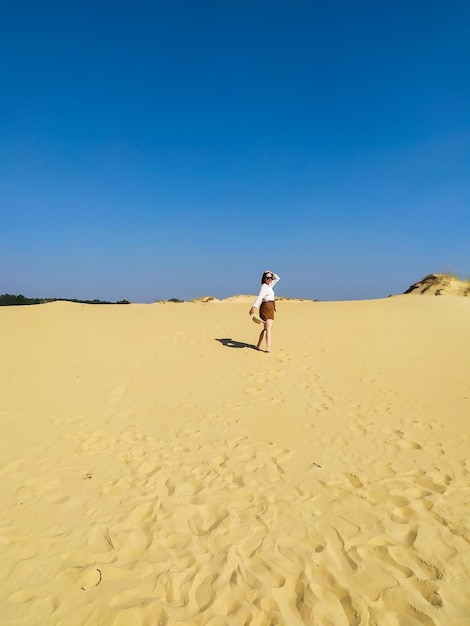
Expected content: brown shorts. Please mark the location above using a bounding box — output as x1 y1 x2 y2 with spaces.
260 301 275 321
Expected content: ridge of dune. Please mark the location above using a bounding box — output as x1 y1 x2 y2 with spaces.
213 295 313 303
1 295 470 625
220 294 255 303
404 273 470 297
191 295 220 303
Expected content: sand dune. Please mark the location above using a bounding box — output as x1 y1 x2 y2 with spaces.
1 296 470 625
405 273 470 297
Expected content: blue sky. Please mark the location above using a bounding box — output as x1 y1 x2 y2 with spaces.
1 1 469 302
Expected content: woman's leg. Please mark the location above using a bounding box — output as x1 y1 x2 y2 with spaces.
265 319 273 352
256 328 266 349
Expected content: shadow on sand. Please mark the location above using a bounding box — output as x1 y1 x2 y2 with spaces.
215 338 258 350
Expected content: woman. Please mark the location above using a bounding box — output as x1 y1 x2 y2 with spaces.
249 270 280 352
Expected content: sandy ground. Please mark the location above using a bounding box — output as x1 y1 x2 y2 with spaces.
1 295 470 626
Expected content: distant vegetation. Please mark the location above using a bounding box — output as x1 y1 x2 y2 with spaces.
0 294 130 306
440 272 470 285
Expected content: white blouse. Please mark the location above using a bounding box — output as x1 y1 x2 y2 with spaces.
252 274 280 309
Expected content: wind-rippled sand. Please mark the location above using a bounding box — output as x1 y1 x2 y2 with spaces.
1 296 470 625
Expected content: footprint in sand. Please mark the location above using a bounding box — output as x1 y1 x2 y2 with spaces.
73 565 103 590
343 473 363 488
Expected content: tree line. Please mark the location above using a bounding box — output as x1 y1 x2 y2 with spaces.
0 294 130 306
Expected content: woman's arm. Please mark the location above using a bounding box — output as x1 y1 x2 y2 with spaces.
253 284 270 309
250 284 269 314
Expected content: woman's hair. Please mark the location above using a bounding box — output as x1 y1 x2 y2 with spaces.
261 271 273 284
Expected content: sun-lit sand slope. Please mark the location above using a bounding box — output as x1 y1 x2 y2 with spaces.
1 296 470 626
404 273 470 297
